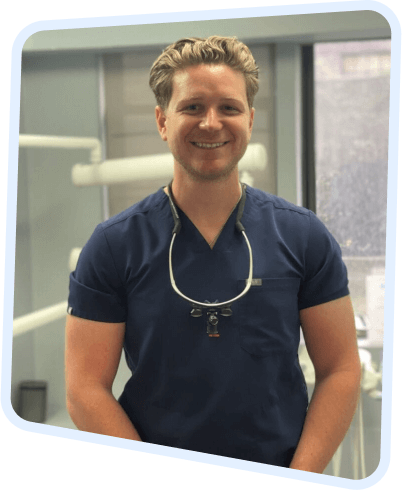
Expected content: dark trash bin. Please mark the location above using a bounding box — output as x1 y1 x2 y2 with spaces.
18 381 47 423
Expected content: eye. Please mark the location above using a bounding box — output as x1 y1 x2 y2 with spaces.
184 104 200 112
223 105 239 113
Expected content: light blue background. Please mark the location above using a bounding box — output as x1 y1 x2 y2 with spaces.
2 2 400 488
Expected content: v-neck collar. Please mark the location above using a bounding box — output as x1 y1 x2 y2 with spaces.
161 188 241 254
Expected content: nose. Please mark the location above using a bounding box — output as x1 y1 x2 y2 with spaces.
199 108 223 132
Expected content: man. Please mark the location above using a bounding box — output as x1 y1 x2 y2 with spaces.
66 36 361 472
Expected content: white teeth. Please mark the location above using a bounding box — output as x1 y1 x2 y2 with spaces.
192 142 226 148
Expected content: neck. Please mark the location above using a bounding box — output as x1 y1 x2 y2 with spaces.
168 171 242 227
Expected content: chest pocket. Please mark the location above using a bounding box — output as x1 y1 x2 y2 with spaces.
236 277 301 357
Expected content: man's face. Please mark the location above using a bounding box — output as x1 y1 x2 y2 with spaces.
155 63 255 182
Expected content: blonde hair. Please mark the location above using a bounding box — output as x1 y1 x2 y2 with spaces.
149 36 259 110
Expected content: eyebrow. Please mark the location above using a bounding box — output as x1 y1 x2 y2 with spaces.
179 96 245 107
183 95 243 100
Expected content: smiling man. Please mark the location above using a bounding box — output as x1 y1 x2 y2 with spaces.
66 36 361 473
155 63 254 182
151 41 257 246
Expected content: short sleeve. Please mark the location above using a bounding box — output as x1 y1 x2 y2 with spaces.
67 224 127 322
298 211 349 310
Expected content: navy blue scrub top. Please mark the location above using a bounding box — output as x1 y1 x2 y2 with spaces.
68 185 349 467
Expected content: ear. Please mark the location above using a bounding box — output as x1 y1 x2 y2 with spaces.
248 107 255 140
155 106 168 141
249 107 255 132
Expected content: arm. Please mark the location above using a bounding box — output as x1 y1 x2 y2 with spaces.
289 295 361 473
65 314 142 441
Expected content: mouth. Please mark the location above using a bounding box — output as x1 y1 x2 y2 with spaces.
191 141 229 149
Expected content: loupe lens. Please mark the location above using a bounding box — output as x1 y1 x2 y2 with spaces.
190 308 203 317
220 306 233 317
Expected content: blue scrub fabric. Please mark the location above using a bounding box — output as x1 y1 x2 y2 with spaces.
68 185 349 467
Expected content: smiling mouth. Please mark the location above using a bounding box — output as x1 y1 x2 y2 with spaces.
191 142 229 149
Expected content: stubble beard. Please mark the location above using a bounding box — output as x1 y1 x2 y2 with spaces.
173 147 248 183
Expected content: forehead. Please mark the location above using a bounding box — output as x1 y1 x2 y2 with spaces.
170 64 247 102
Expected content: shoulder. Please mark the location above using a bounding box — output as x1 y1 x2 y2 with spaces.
244 186 339 249
78 187 170 280
97 188 168 236
245 186 312 234
246 186 310 216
